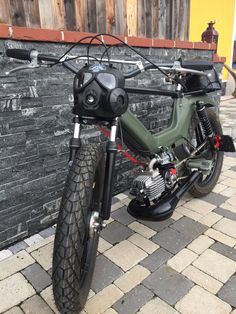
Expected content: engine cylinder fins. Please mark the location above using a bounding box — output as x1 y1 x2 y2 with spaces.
127 171 202 221
130 171 166 202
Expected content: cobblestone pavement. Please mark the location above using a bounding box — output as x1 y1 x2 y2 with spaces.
0 97 236 314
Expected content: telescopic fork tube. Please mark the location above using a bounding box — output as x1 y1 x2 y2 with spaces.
101 118 119 220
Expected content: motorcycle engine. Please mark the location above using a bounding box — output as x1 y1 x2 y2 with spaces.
130 151 177 203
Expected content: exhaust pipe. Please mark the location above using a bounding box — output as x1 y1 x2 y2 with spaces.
127 171 202 221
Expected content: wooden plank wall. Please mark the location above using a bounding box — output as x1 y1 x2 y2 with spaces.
0 0 190 40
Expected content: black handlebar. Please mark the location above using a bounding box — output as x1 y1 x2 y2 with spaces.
6 49 32 61
5 48 214 79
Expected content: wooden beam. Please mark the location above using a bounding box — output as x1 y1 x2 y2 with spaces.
115 0 124 35
75 0 88 32
64 0 76 30
96 0 106 33
127 0 137 37
87 0 97 33
38 0 65 29
0 0 10 24
145 0 152 37
106 0 115 34
9 0 26 26
23 0 40 28
137 0 146 37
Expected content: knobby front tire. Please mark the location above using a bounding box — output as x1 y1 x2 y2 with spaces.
52 144 105 314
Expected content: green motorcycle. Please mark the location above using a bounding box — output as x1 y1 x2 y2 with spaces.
6 34 235 314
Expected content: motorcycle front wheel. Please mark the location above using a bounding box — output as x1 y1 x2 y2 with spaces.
52 144 105 314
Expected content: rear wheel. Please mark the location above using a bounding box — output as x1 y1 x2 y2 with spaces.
188 108 224 197
52 144 105 314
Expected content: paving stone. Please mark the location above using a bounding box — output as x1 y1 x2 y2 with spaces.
98 237 113 253
104 240 147 271
210 242 236 262
4 307 24 314
220 201 236 214
167 248 198 272
40 286 60 314
187 235 215 255
193 249 236 283
214 207 236 221
85 284 123 314
137 297 179 314
224 195 236 207
213 183 228 194
220 187 236 198
101 221 134 245
143 265 194 306
175 285 231 314
182 265 223 294
120 198 132 206
103 309 118 314
152 227 192 254
205 228 236 247
140 247 173 272
21 263 52 293
8 241 29 254
171 211 183 221
88 289 95 299
198 212 222 227
218 275 236 307
113 285 154 314
91 255 124 293
0 250 35 280
214 217 236 238
116 192 129 200
201 192 228 206
223 170 236 179
106 217 114 224
114 265 150 293
0 273 35 313
111 206 136 225
112 196 120 204
176 206 202 221
141 218 175 232
170 217 208 240
111 201 124 212
128 233 159 254
183 198 216 215
26 235 55 253
230 165 236 171
0 249 13 261
39 227 55 238
30 242 53 271
221 178 236 188
128 221 156 238
24 234 44 246
219 175 228 183
21 295 54 314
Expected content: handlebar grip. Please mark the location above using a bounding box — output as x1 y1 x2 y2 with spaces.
6 49 32 61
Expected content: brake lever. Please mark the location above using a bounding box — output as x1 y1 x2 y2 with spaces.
5 50 39 75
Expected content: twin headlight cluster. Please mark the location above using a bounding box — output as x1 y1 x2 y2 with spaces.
73 64 129 119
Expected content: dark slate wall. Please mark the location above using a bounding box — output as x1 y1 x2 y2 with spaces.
0 39 221 248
